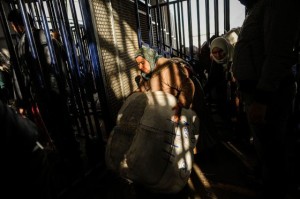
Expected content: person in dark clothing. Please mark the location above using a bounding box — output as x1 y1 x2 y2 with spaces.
203 36 240 140
7 9 82 172
1 99 58 199
204 36 233 112
0 51 12 104
232 0 300 198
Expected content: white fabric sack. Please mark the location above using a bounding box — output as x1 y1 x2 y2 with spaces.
105 91 199 193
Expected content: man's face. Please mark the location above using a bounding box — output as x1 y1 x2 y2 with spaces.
136 56 151 74
10 23 25 35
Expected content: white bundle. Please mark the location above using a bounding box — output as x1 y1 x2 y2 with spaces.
105 91 199 193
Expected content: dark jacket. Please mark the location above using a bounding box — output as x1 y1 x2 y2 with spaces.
0 100 57 199
232 0 300 101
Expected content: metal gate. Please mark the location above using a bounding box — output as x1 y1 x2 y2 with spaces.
0 0 109 163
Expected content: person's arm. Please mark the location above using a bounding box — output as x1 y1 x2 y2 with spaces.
168 62 195 122
172 62 195 108
134 75 142 92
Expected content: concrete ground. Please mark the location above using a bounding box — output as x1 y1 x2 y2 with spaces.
59 140 263 199
56 105 300 199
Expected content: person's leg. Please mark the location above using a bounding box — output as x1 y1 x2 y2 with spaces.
243 82 295 199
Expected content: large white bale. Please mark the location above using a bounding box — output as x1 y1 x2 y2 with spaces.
105 91 199 193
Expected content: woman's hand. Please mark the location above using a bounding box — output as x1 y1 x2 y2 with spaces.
172 102 182 123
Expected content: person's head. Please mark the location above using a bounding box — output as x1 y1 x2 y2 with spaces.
7 9 34 35
210 37 233 64
50 30 60 41
135 54 151 74
134 46 162 79
238 0 258 9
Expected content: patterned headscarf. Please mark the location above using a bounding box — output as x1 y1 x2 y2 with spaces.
134 46 162 80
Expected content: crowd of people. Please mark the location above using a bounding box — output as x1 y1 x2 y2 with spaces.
127 0 300 198
1 9 82 198
2 0 300 198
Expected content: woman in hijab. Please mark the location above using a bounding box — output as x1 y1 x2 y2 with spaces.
134 46 195 122
210 36 234 65
204 36 237 123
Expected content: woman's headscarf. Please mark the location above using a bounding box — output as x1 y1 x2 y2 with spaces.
210 37 234 64
134 46 162 80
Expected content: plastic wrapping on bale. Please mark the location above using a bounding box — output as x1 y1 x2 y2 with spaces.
105 91 199 193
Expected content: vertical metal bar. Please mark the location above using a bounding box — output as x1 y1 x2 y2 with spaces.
37 0 57 66
176 1 182 57
135 0 142 48
205 0 210 42
49 1 60 32
155 1 160 51
145 0 153 47
68 0 99 135
37 0 73 134
39 0 70 104
156 0 163 53
46 0 57 30
42 1 54 30
57 0 82 83
159 4 165 52
77 3 104 139
162 6 167 52
161 5 164 41
79 0 113 132
153 8 159 48
53 0 76 73
68 0 87 74
214 0 219 36
187 0 193 60
32 1 41 28
166 0 172 55
155 0 159 48
180 1 186 57
51 1 80 133
197 0 201 50
26 3 34 24
52 0 89 136
224 0 230 31
173 4 179 56
60 0 93 136
8 2 16 10
18 0 45 88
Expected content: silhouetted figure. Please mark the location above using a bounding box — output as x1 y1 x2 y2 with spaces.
7 9 82 176
1 99 58 199
232 0 300 198
0 51 12 104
